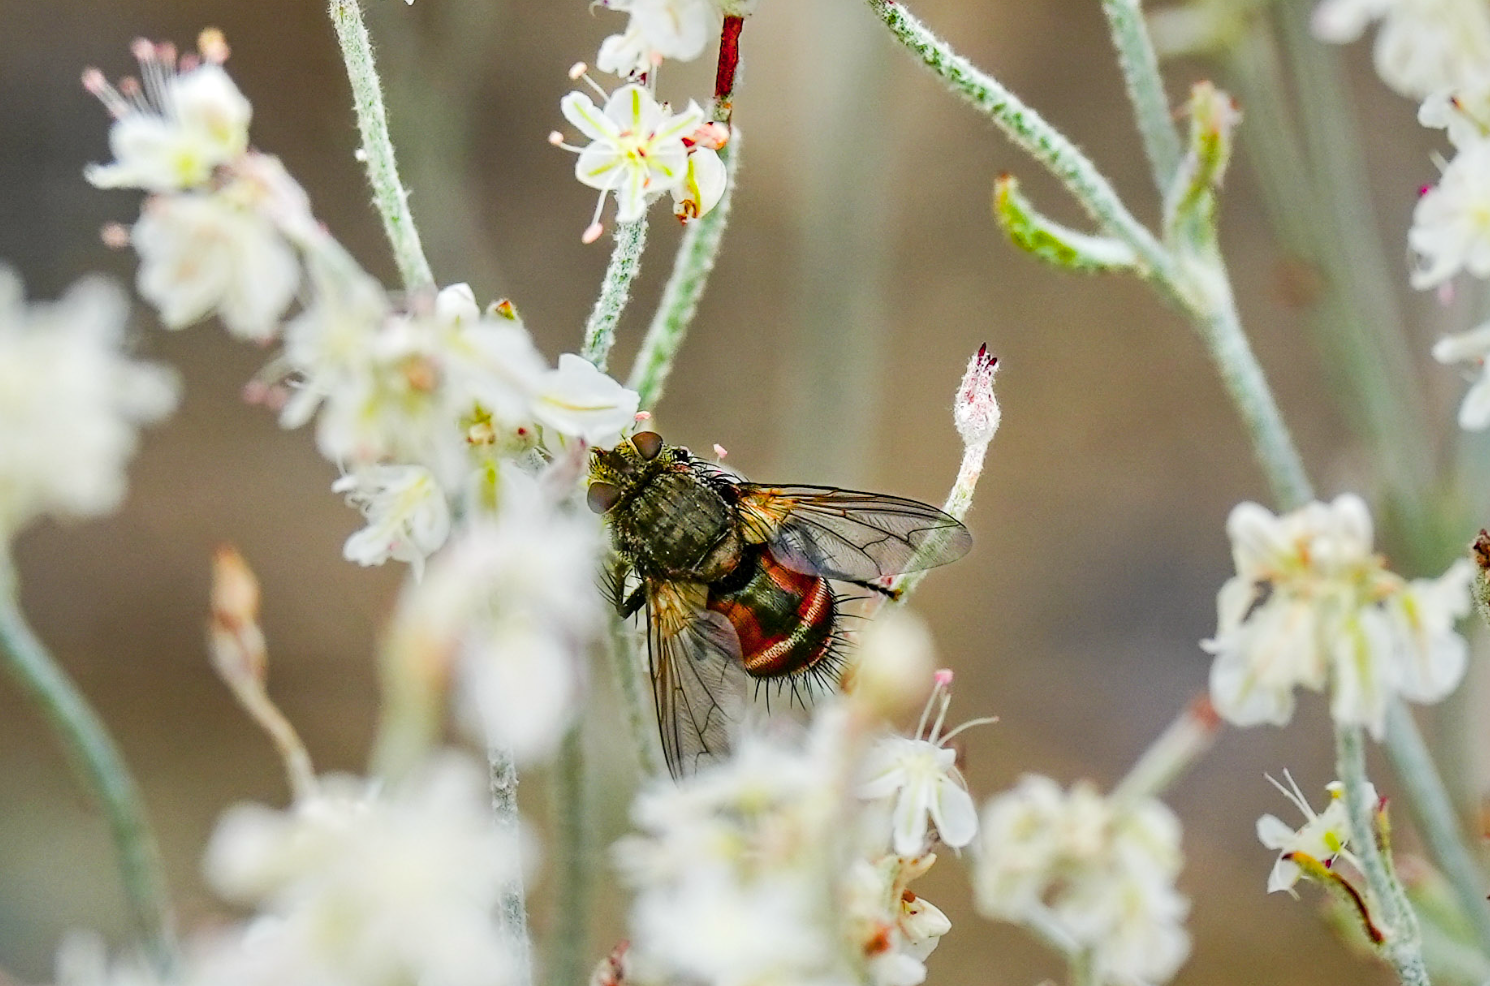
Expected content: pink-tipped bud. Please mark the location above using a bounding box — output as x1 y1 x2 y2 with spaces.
100 223 131 249
209 545 266 689
691 121 730 151
81 68 106 94
934 668 954 687
548 130 566 146
582 221 605 245
634 410 652 422
954 344 1000 448
569 62 589 80
129 38 155 62
713 444 728 461
198 28 230 64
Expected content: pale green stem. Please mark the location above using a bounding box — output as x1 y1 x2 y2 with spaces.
1337 723 1432 986
1385 701 1490 959
861 0 1167 271
0 570 178 975
1069 949 1101 986
607 616 665 778
629 136 740 410
1111 694 1221 804
327 0 435 294
582 219 649 372
890 438 986 601
549 726 590 986
486 741 534 986
1099 0 1183 191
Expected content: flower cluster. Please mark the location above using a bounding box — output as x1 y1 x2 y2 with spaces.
1203 494 1473 738
616 678 977 986
1312 0 1490 99
0 268 177 540
973 776 1190 986
86 35 641 577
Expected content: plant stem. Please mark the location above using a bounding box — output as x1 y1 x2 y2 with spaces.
327 0 436 294
629 135 739 410
549 726 590 986
1337 723 1433 986
1384 700 1490 958
607 616 665 778
582 218 649 372
1069 949 1100 986
0 573 178 975
1099 0 1183 192
712 15 745 126
486 741 534 986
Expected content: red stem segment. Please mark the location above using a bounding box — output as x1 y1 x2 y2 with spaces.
712 16 745 124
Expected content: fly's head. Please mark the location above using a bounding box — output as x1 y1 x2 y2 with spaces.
586 431 686 515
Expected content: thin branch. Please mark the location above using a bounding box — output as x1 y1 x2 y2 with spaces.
1100 0 1184 191
548 726 591 986
486 741 534 986
582 219 649 372
327 0 436 294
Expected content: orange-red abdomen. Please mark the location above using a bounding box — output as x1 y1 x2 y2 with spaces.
706 549 837 678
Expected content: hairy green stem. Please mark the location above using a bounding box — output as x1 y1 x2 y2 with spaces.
549 726 590 986
582 218 649 372
1337 724 1432 986
327 0 435 293
629 137 740 410
1384 701 1490 959
486 741 534 986
1099 0 1183 191
0 573 178 974
607 616 665 778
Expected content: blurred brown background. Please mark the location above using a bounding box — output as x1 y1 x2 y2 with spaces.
0 0 1478 983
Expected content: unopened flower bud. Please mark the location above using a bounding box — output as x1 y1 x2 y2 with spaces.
209 544 265 688
846 608 936 719
953 344 1000 449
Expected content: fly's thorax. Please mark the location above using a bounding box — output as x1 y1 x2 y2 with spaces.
612 465 742 580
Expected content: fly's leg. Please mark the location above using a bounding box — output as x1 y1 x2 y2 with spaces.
618 582 647 619
844 577 901 602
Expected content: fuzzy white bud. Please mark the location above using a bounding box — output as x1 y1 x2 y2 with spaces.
953 344 1000 448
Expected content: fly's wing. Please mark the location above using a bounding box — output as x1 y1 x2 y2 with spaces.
643 579 749 777
735 485 971 583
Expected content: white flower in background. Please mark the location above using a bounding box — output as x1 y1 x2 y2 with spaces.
1255 773 1365 895
1419 76 1490 148
857 670 984 857
84 32 251 192
532 354 641 445
595 0 716 76
395 469 603 763
1409 138 1490 288
0 269 178 538
1203 495 1473 738
973 775 1190 986
1312 0 1490 98
131 189 300 341
334 464 451 579
204 751 518 986
1435 319 1490 429
844 853 952 986
559 84 704 228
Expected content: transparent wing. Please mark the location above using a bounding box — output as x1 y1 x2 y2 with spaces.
734 485 972 583
644 579 749 778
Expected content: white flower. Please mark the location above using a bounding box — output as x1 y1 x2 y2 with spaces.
1419 75 1490 149
131 189 300 341
84 36 251 192
595 0 717 75
334 464 452 579
0 269 178 538
1409 139 1490 288
973 776 1190 986
1255 773 1363 895
671 146 728 221
204 751 518 986
844 853 951 986
532 354 641 445
1312 0 1490 98
560 85 703 225
857 671 984 857
1433 319 1490 427
1203 495 1473 738
394 469 604 763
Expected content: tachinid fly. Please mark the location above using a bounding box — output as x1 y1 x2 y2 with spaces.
588 431 971 776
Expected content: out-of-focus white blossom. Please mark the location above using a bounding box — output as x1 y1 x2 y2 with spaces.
974 775 1190 986
0 269 178 538
131 189 299 341
844 852 952 986
857 670 982 857
532 353 641 446
1409 139 1490 288
1203 495 1473 738
594 0 717 77
1312 0 1490 98
1419 77 1490 148
395 469 604 763
334 464 452 579
204 751 518 986
84 34 251 192
559 84 704 226
848 608 935 719
1255 773 1365 896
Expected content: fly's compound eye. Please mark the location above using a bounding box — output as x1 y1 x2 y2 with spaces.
587 481 623 514
632 431 664 461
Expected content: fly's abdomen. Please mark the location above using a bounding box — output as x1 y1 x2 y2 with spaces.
707 550 836 678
